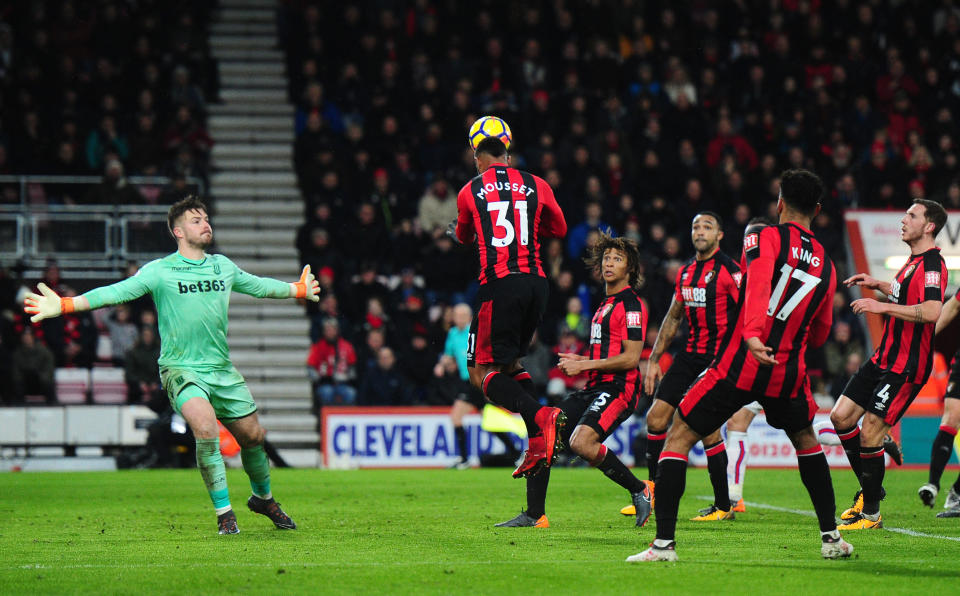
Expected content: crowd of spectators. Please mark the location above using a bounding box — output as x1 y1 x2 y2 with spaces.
0 0 216 205
290 1 960 408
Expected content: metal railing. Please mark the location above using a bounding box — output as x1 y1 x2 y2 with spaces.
0 175 204 278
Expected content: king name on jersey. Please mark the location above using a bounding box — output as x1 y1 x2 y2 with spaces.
791 246 821 267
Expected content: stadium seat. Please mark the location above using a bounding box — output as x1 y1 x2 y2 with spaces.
55 368 90 404
91 368 128 404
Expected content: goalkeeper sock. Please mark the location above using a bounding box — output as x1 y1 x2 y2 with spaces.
241 444 272 500
928 426 957 488
196 437 230 512
726 431 749 503
705 440 730 511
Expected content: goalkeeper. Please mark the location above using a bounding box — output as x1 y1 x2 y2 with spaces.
24 196 320 535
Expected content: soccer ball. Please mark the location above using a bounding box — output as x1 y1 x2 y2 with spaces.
468 116 512 150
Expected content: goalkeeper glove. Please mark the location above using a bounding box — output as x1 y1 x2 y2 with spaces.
24 282 74 323
445 219 463 245
292 265 321 302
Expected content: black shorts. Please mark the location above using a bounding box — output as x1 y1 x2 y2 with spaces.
461 385 487 410
946 356 960 400
558 384 638 441
842 360 923 426
678 368 816 436
466 274 549 367
654 351 713 408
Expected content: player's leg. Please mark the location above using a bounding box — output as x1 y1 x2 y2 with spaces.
644 399 674 483
783 423 853 558
569 388 652 526
838 412 889 529
497 394 584 528
691 426 732 520
920 396 960 507
224 411 295 530
726 404 758 512
450 398 475 468
179 391 237 534
830 395 867 478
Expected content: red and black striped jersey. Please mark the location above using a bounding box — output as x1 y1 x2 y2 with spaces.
456 163 567 285
871 247 947 384
586 287 647 399
674 250 742 357
715 223 837 399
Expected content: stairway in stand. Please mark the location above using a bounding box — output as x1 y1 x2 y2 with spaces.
208 0 318 467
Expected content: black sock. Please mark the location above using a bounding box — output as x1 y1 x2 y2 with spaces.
653 454 688 542
860 446 885 515
797 448 837 532
495 432 520 457
483 372 542 434
646 429 667 482
836 425 862 480
595 447 646 494
510 369 538 400
929 427 957 488
705 440 730 511
953 473 960 494
525 467 550 518
454 426 468 462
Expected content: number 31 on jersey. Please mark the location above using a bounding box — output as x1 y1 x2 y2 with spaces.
487 201 529 247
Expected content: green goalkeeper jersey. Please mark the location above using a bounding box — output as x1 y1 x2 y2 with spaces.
83 252 290 371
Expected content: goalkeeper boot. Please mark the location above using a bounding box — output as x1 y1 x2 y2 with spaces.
247 495 297 529
626 542 678 562
944 486 960 510
512 435 547 479
632 481 654 528
837 512 882 530
732 498 746 513
882 434 903 466
217 510 240 535
821 534 854 559
691 504 734 521
918 483 939 508
533 407 567 467
494 511 549 528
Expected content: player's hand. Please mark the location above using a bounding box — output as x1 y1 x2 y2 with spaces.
292 265 321 302
745 336 779 366
23 282 66 323
557 356 588 376
843 273 880 290
445 219 462 245
850 298 885 315
644 360 664 395
557 352 587 361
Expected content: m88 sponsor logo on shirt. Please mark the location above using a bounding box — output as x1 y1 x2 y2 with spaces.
681 286 707 307
177 279 227 294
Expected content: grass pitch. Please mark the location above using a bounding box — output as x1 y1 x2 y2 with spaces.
2 466 959 594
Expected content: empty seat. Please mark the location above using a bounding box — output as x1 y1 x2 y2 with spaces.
55 368 90 404
91 368 127 404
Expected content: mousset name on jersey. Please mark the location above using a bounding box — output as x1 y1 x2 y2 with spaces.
178 280 226 294
475 180 536 200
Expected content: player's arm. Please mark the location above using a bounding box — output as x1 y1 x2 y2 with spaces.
851 298 941 323
936 294 960 335
843 272 892 297
537 180 567 238
644 296 684 394
24 268 155 322
809 268 837 349
559 339 643 376
742 228 779 366
454 186 476 244
231 261 320 302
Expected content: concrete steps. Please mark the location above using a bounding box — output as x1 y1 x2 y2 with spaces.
209 103 294 116
212 171 297 187
213 143 292 159
229 335 310 350
247 381 311 400
229 319 308 335
215 229 298 246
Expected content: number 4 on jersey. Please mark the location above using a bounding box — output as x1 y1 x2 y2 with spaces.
487 201 529 247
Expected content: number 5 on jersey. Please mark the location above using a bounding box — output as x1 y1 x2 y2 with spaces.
487 201 529 247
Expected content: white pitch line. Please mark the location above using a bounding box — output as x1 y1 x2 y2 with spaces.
695 495 960 542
